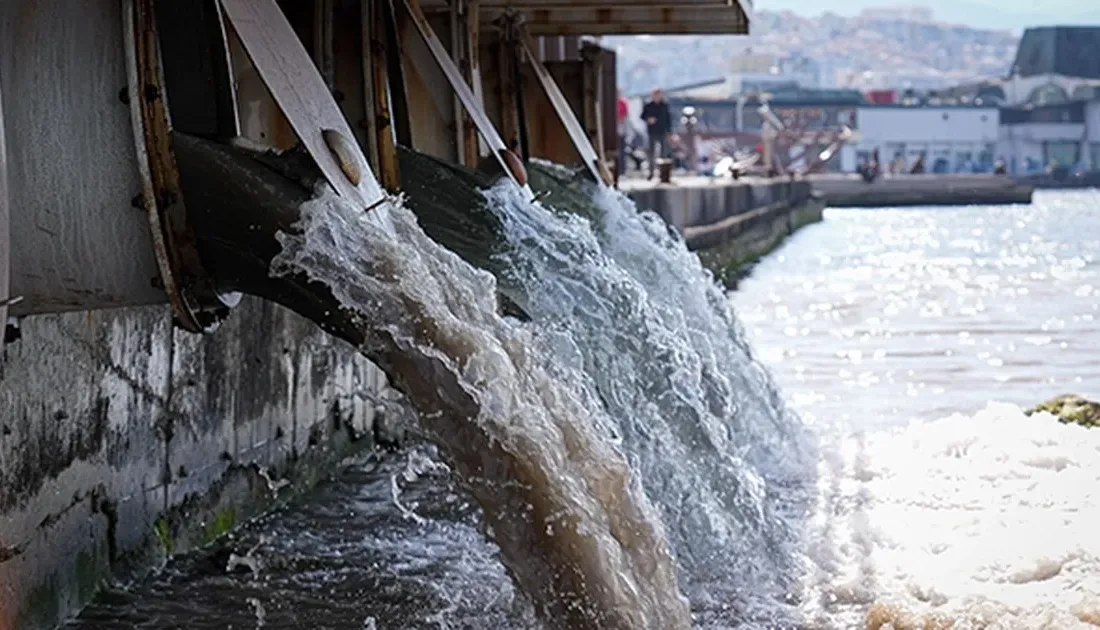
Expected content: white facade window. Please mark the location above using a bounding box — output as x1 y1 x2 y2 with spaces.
852 106 1000 172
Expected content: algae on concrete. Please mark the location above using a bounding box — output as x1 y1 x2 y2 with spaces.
696 197 826 287
1027 394 1100 428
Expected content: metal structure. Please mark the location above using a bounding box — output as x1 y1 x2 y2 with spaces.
418 0 750 35
0 0 751 333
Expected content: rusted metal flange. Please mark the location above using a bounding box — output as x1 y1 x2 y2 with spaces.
123 0 235 333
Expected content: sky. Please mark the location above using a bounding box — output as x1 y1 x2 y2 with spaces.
759 0 1100 32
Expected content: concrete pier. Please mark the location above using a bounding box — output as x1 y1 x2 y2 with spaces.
808 173 1034 207
622 171 1035 280
622 176 824 281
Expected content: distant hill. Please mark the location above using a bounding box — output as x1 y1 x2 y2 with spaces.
605 9 1019 96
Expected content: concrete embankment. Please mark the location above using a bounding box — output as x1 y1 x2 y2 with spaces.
623 176 825 281
808 173 1034 207
0 300 395 629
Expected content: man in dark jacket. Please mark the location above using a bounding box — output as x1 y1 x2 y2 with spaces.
640 88 672 179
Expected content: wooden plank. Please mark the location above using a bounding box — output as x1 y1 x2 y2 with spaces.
520 31 608 186
402 0 533 199
364 0 401 190
219 0 385 207
0 73 10 350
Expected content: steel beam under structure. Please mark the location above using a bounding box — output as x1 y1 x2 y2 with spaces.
419 0 749 35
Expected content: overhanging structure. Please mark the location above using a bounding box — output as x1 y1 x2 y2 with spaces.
419 0 751 35
1 0 754 333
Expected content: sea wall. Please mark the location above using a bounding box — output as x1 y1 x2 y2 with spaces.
688 196 826 282
0 298 391 629
625 177 823 282
808 173 1034 207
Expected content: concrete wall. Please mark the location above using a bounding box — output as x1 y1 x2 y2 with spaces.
809 173 1033 207
852 106 999 169
626 178 814 234
997 122 1087 172
857 107 999 145
693 197 826 283
0 298 390 629
624 177 821 282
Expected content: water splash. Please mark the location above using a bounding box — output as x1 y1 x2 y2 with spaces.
271 187 690 629
483 179 815 624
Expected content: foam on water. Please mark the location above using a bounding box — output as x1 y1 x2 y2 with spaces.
798 401 1100 629
270 186 690 629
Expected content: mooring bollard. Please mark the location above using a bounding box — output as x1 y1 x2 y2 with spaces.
657 158 673 183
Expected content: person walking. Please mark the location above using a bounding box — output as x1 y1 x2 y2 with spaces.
640 88 671 180
616 89 629 181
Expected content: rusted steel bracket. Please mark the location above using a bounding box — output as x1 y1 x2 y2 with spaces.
124 0 234 333
518 29 611 187
401 0 535 200
220 0 386 210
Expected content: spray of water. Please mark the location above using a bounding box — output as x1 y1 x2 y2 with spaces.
483 177 815 624
270 164 820 627
270 186 691 629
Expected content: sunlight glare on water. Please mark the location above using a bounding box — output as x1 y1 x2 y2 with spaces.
734 190 1100 628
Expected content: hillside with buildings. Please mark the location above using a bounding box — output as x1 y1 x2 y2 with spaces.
607 7 1019 96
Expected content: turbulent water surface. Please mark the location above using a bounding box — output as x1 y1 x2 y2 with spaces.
733 189 1100 628
75 187 1100 629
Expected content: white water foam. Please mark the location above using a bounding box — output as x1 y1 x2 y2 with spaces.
801 402 1100 629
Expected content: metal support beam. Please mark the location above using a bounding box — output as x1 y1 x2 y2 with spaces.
497 20 519 151
519 31 609 186
401 0 533 198
314 0 336 90
580 43 612 185
154 0 239 139
383 0 414 149
363 0 401 190
448 0 482 167
510 30 531 162
467 1 486 160
220 0 386 208
419 2 750 35
0 75 10 352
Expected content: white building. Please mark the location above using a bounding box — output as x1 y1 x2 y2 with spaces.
996 100 1098 174
841 105 999 172
1090 101 1100 169
1000 26 1100 107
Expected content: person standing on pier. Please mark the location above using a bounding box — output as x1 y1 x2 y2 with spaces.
641 88 671 180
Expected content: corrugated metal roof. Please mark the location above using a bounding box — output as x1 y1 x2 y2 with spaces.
420 0 750 35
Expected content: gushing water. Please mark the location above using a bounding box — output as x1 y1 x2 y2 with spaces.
484 177 814 623
269 176 813 628
271 186 690 629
